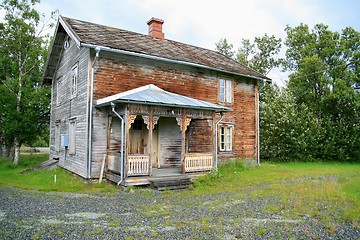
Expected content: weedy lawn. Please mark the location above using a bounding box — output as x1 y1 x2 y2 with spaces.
0 155 359 227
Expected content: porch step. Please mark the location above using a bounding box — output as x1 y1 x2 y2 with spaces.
150 176 193 191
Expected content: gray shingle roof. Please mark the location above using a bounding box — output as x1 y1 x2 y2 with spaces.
61 16 270 82
96 84 231 112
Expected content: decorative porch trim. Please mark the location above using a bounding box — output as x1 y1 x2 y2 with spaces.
128 154 150 176
184 153 213 172
176 117 191 131
142 115 159 130
128 114 137 129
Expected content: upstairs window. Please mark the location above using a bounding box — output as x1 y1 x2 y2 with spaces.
220 125 233 152
70 64 78 98
219 79 232 103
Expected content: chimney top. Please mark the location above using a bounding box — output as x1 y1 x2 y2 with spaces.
147 17 164 40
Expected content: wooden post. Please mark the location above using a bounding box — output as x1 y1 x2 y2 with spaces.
212 112 216 170
181 111 186 174
149 111 153 176
255 83 259 163
125 111 129 178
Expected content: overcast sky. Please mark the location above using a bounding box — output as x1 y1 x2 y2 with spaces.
2 0 359 84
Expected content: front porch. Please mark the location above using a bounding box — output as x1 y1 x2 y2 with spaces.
95 84 230 186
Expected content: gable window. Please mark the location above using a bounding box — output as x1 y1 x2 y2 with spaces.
220 125 233 151
219 79 232 103
70 64 78 98
69 118 76 154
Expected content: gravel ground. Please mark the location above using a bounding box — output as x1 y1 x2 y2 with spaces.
0 182 359 240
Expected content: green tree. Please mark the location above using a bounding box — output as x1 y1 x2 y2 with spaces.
215 38 235 58
0 0 51 164
260 85 320 161
236 34 283 75
284 23 360 161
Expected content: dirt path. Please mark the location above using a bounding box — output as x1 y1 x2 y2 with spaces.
0 186 358 239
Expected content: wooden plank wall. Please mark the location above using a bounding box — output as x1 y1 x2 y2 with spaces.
158 117 182 167
92 55 257 166
187 119 213 153
49 37 90 178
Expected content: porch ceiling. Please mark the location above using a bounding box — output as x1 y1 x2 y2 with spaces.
96 84 231 112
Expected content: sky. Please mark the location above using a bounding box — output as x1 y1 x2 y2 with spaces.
1 0 359 85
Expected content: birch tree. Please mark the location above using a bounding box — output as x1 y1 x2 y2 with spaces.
0 0 51 164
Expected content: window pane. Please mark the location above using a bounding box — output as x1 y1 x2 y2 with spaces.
220 79 225 102
226 80 232 103
220 127 225 150
71 65 78 98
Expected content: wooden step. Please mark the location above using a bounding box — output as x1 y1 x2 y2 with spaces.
150 176 193 191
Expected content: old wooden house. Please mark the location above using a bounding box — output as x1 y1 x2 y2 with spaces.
42 16 271 186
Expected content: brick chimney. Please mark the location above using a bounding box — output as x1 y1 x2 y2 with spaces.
147 17 164 39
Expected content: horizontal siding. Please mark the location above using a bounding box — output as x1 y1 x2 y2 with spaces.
49 39 90 178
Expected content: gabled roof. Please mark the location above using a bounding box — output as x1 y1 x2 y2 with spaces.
96 84 231 112
43 16 271 84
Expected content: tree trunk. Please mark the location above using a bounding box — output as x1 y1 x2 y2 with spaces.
13 135 20 165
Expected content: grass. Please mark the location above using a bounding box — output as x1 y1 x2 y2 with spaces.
0 154 117 194
1 154 359 226
193 159 360 226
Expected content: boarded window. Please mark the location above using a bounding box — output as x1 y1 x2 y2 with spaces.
70 64 78 98
219 79 232 103
220 125 233 151
69 119 76 154
56 77 62 106
55 122 60 152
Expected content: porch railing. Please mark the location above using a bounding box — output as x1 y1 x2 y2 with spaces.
184 153 213 173
128 154 150 176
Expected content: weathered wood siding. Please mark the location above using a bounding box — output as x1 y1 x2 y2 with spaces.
49 37 90 178
187 119 213 153
158 117 182 167
92 54 257 166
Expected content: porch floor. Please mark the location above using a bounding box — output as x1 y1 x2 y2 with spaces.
106 167 207 187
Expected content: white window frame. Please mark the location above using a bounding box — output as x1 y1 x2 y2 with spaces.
70 64 78 99
69 118 76 154
55 122 60 152
219 79 232 103
220 125 233 152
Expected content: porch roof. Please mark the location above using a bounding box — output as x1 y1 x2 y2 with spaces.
96 84 231 112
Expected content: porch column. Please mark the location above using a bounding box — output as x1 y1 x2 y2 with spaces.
177 111 191 174
125 114 137 178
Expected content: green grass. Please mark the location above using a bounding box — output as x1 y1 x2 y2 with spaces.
193 160 360 225
1 154 359 226
0 154 117 194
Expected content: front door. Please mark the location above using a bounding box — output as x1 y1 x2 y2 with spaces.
157 117 182 168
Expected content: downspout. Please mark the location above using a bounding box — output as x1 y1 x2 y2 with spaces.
111 102 125 186
257 83 261 166
257 81 266 167
215 112 225 171
87 46 101 179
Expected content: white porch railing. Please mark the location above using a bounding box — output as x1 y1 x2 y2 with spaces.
184 153 213 173
128 155 150 176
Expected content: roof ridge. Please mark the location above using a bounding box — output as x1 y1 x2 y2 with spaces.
57 16 271 82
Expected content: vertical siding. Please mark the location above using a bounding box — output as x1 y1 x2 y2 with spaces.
49 38 90 178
